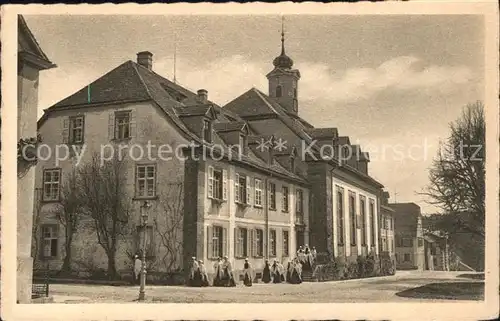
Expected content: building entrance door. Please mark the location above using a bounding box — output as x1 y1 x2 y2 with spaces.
296 230 304 250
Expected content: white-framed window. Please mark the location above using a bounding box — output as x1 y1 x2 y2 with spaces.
69 116 85 144
135 164 156 198
281 186 289 212
296 189 303 213
43 169 61 201
360 196 366 246
337 187 345 245
269 182 276 210
282 230 289 257
254 178 263 207
252 229 264 257
41 224 58 258
369 199 375 245
210 226 224 259
235 173 250 204
269 229 277 257
235 227 248 258
207 166 227 200
115 111 131 140
349 191 356 246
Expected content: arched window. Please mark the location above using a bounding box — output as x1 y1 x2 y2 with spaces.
276 85 282 98
293 99 298 112
294 88 297 98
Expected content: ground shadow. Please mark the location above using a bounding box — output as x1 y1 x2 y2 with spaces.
395 282 484 300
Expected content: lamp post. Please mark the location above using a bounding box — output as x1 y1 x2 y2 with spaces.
138 200 151 302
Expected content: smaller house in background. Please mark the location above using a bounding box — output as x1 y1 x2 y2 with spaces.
389 202 425 270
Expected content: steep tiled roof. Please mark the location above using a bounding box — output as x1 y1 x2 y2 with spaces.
224 88 384 188
51 61 152 108
214 121 247 133
40 58 304 184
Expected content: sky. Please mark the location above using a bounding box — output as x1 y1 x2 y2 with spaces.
25 14 485 213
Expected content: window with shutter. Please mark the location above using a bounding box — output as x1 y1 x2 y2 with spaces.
234 227 239 257
129 109 136 138
349 192 357 246
269 182 276 210
281 186 289 212
250 229 255 257
108 112 115 140
69 116 85 144
207 166 214 199
222 227 228 257
207 226 213 259
246 229 251 258
246 176 251 204
234 173 240 203
62 117 69 144
254 178 263 207
222 169 228 200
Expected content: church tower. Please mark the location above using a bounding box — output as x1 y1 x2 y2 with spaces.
266 17 301 115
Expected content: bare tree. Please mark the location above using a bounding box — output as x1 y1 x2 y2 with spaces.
152 181 184 272
421 101 485 238
76 152 132 280
53 167 82 274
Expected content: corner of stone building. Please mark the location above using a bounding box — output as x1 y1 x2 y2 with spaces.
306 162 334 254
182 156 206 274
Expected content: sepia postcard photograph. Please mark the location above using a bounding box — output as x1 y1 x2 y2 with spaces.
1 1 499 320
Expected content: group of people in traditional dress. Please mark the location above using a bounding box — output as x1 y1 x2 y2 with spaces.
187 257 210 287
188 256 239 287
296 244 317 271
260 258 303 284
186 247 316 287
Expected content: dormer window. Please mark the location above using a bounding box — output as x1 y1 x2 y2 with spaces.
276 85 282 98
239 133 246 152
203 119 212 143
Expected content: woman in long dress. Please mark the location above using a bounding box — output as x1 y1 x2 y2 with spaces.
188 257 199 287
286 261 293 283
222 256 236 287
271 260 282 284
212 257 223 287
262 259 271 284
198 260 210 287
290 258 303 284
243 258 253 287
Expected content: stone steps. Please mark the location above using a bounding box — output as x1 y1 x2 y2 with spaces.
301 270 318 282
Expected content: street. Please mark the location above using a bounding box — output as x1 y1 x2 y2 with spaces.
47 271 484 303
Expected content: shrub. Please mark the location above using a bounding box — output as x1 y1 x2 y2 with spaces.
346 261 358 279
380 253 395 276
356 255 367 278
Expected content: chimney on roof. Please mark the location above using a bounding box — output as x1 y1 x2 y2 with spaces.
137 51 153 70
197 89 208 104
